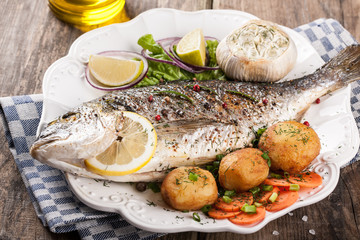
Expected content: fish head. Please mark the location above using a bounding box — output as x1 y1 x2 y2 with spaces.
30 103 123 167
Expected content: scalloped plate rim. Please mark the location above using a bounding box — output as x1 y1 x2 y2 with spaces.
39 8 360 234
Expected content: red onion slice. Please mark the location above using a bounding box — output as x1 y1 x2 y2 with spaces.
85 51 148 91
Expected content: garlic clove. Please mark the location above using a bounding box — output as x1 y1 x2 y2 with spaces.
216 19 297 82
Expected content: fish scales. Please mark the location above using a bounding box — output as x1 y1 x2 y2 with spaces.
30 45 360 182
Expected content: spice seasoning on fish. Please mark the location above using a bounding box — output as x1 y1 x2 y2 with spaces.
30 45 360 182
186 84 218 95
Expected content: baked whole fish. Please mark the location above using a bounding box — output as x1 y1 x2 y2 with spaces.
31 45 360 182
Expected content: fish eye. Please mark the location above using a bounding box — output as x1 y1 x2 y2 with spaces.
60 112 80 122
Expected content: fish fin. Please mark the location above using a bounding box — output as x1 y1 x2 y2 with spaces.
322 44 360 86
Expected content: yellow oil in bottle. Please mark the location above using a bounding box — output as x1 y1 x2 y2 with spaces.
48 0 130 32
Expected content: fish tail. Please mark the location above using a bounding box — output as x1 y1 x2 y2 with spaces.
322 44 360 86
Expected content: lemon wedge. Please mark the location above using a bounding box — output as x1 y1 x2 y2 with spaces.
88 55 144 87
84 111 157 176
176 28 206 66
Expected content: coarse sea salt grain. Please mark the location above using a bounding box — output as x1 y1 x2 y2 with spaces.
309 229 316 235
302 215 308 222
272 230 279 236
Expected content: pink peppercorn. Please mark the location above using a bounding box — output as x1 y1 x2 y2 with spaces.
193 84 200 92
155 115 161 121
222 102 228 109
303 121 310 127
262 99 269 104
148 95 153 102
315 98 320 104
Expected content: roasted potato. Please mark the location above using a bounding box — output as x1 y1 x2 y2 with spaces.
161 167 218 211
258 120 321 174
219 148 269 192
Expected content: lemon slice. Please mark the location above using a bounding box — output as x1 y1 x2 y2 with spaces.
88 55 144 87
176 28 206 66
84 111 157 176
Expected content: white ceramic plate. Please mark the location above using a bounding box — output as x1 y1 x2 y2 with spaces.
38 9 359 234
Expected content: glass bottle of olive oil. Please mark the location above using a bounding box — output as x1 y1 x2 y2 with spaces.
48 0 130 32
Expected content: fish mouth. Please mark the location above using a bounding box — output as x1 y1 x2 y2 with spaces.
30 131 71 160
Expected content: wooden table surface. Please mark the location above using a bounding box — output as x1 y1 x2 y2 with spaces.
1 0 359 239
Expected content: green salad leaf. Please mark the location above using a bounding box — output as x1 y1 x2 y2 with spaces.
136 34 226 87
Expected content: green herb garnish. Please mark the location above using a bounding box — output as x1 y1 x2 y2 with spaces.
193 212 201 222
222 195 232 203
147 182 161 193
261 152 271 167
153 90 193 104
226 90 259 103
224 190 236 198
249 186 261 195
188 172 199 182
201 205 212 214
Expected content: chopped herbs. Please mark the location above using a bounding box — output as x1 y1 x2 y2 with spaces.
146 200 157 207
222 195 232 203
192 212 201 222
262 185 273 191
289 184 300 191
224 190 236 198
261 152 271 167
270 172 283 179
249 186 261 195
216 154 224 161
201 205 212 214
147 182 161 193
188 172 199 182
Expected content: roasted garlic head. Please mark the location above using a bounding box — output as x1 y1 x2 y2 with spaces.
216 19 297 82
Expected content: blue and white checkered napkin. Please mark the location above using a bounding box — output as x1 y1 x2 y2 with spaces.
0 18 359 239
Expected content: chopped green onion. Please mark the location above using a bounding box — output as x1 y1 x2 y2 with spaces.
254 202 263 207
224 190 236 197
257 127 267 136
222 195 232 203
261 152 271 167
249 186 261 195
270 172 283 179
216 154 224 161
241 203 249 211
289 184 300 191
225 90 259 103
188 172 198 182
269 192 278 203
284 172 290 178
192 212 201 222
201 205 212 214
153 90 193 104
262 185 273 191
242 205 257 213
